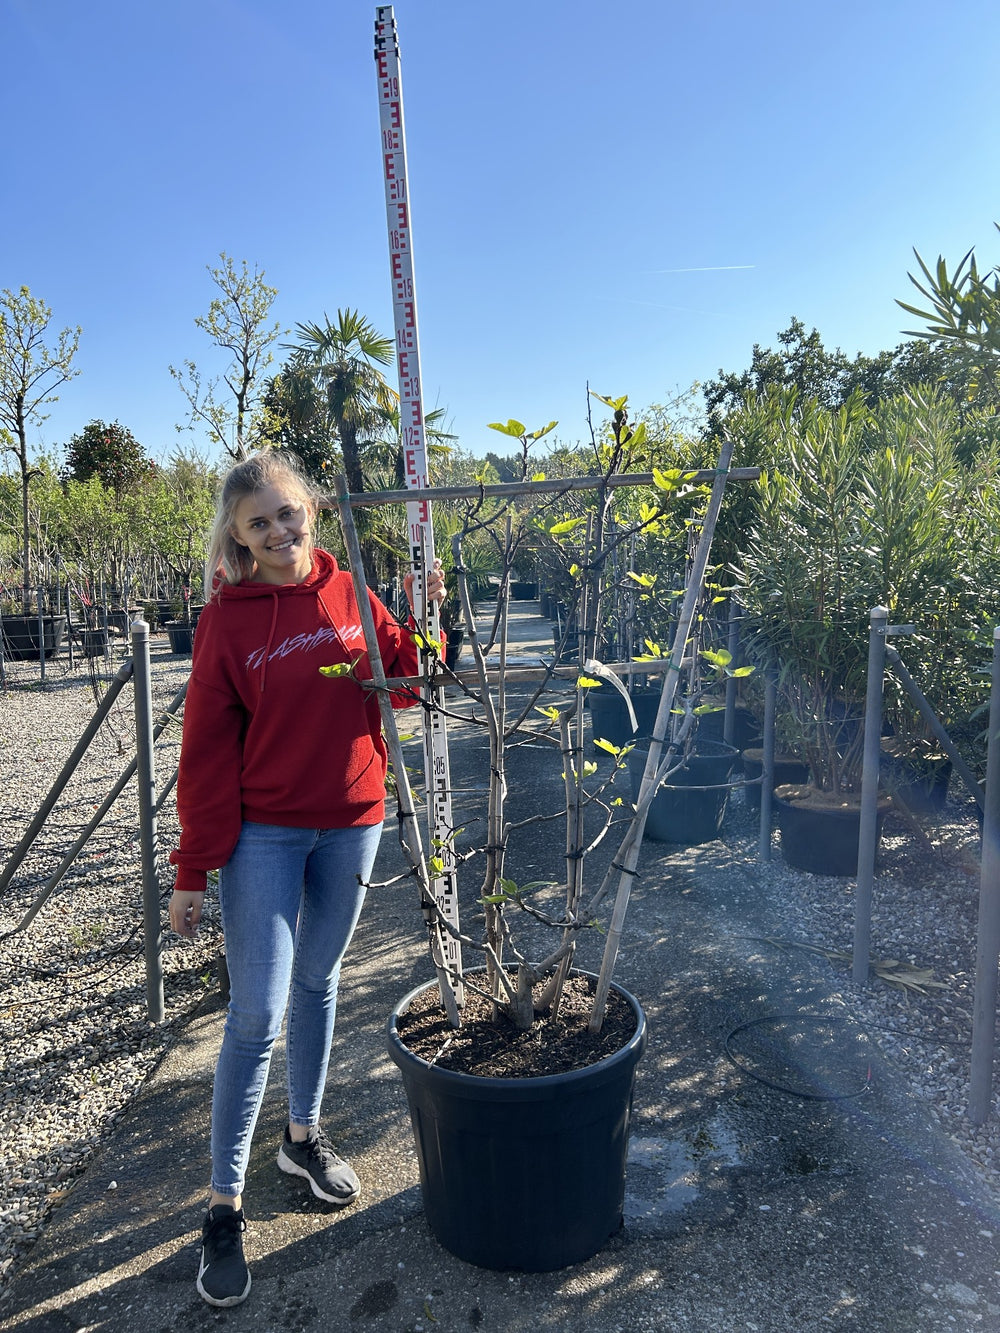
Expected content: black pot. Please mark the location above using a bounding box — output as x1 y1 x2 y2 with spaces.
629 739 738 843
386 972 647 1272
105 610 140 636
551 626 580 663
444 627 464 671
163 621 194 655
741 748 810 812
696 704 761 757
774 785 887 876
880 746 952 816
510 581 538 600
588 689 660 750
79 628 109 657
1 614 67 661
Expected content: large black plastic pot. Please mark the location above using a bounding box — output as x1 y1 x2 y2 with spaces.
386 972 647 1272
78 628 109 657
880 743 952 816
105 609 140 636
444 627 464 671
741 748 810 812
1 614 67 661
163 621 194 654
588 688 660 750
696 703 760 757
629 739 738 843
774 784 888 876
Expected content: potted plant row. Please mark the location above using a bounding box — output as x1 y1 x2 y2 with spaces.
731 384 1000 873
334 397 743 1270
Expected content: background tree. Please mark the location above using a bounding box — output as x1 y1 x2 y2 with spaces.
702 317 967 433
141 450 219 616
282 309 397 496
170 254 284 461
63 419 149 497
260 363 339 479
897 223 1000 409
56 474 133 608
0 286 81 607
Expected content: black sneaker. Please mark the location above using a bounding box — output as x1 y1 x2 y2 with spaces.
277 1125 361 1205
196 1204 251 1308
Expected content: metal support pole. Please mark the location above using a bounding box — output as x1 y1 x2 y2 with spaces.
758 668 777 862
853 606 888 984
132 619 164 1022
969 627 1000 1123
65 569 76 671
36 591 46 686
884 643 984 813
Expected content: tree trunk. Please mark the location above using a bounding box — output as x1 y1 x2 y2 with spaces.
17 411 31 611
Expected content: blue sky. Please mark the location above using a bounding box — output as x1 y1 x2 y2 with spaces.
3 0 999 464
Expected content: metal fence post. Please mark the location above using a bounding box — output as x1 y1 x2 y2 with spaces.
36 590 46 687
969 627 1000 1124
758 667 777 862
853 606 888 984
132 618 165 1021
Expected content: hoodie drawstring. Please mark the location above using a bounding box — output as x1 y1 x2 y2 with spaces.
259 591 279 693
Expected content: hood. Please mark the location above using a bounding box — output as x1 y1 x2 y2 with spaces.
216 546 342 601
213 548 347 693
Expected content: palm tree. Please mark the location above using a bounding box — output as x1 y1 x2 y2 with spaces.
286 310 397 496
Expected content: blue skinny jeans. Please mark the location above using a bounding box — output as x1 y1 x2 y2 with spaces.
210 820 382 1197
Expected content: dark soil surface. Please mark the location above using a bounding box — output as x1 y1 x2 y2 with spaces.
395 972 637 1077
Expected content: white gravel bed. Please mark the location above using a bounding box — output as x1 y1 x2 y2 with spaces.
1 639 999 1295
0 641 223 1289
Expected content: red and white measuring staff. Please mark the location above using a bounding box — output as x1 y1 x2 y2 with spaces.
375 5 462 987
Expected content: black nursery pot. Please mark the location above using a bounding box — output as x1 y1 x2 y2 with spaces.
774 785 888 877
163 621 194 655
741 748 810 812
79 628 109 657
588 688 660 750
444 627 464 671
385 972 647 1272
629 739 738 843
880 746 952 816
0 614 67 661
696 704 760 757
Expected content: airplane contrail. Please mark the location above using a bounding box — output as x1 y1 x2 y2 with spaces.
648 264 756 273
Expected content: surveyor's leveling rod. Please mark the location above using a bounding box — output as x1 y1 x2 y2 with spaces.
375 6 462 992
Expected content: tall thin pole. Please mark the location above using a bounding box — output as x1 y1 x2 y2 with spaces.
375 6 461 996
132 619 164 1022
758 668 777 863
853 606 887 984
969 627 1000 1123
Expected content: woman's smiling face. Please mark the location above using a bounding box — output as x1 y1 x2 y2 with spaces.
231 483 315 585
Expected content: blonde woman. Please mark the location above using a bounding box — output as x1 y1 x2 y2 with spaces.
169 451 443 1307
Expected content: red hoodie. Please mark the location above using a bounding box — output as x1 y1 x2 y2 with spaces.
169 549 424 894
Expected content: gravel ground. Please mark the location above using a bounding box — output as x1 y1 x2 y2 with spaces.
2 636 1000 1299
0 639 224 1290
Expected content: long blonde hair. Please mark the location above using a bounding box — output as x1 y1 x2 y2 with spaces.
204 450 325 590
